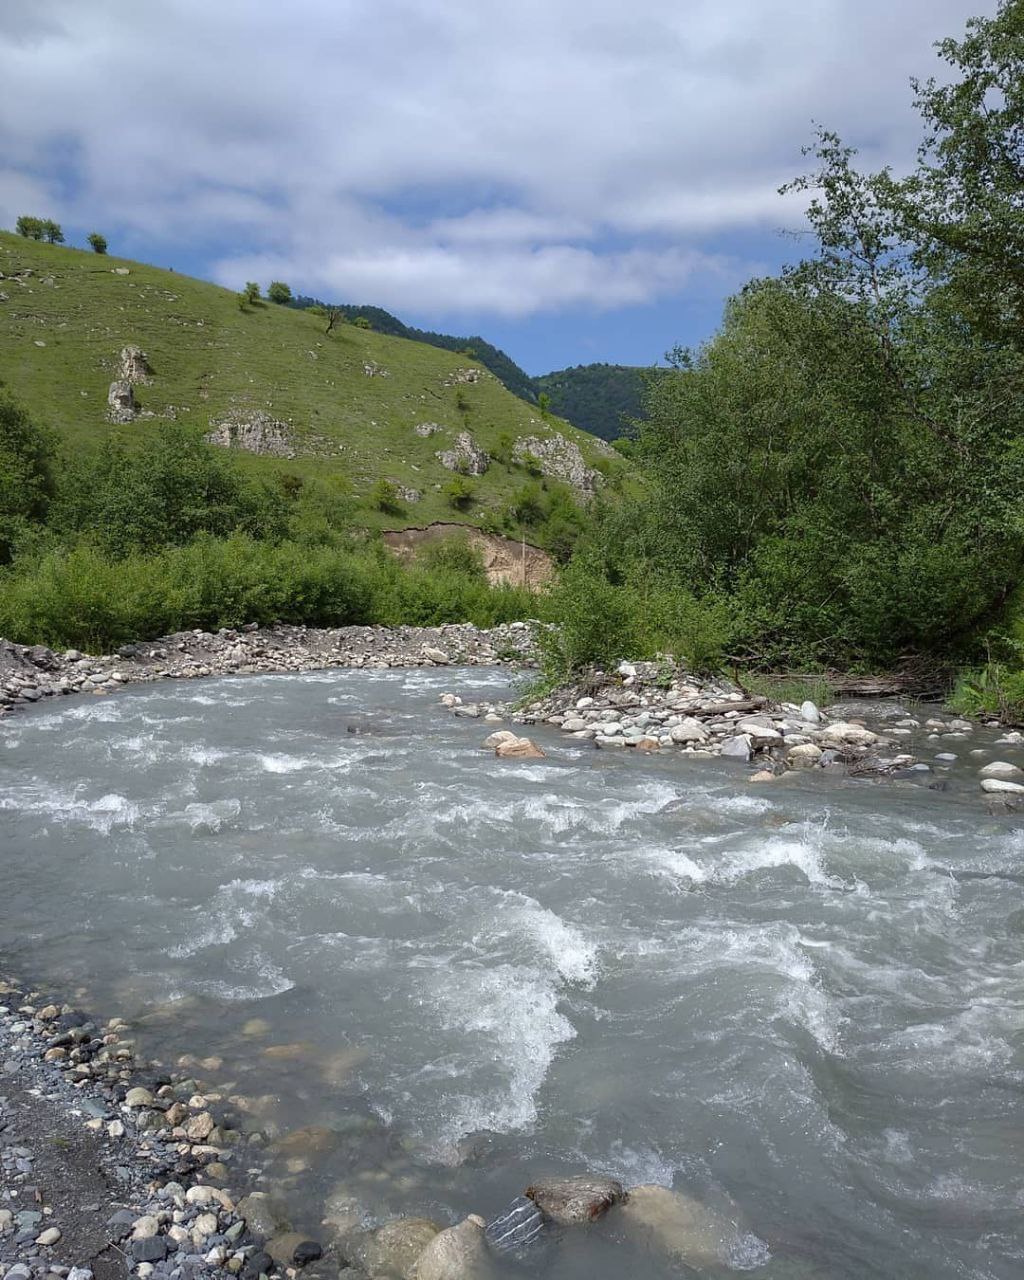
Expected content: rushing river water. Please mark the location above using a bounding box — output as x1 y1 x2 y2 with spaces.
2 669 1023 1278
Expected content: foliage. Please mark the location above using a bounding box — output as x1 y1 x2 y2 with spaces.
243 281 260 303
369 478 403 515
535 363 658 440
0 393 55 563
444 475 476 510
267 280 292 304
52 422 287 557
87 232 108 254
950 664 1024 724
416 535 487 580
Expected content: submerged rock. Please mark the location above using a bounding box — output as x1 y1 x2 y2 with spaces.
411 1217 495 1280
617 1183 729 1268
525 1174 624 1225
237 1191 291 1238
353 1217 440 1279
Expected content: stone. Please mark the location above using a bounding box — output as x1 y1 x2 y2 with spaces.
800 700 821 724
185 1110 215 1141
131 1237 168 1263
236 1193 291 1238
106 379 135 423
512 434 600 494
118 345 152 383
749 770 776 783
205 411 294 458
265 1232 312 1266
422 647 450 665
125 1086 155 1107
35 1227 62 1246
524 1174 625 1225
720 734 754 762
484 1197 544 1255
669 718 709 744
291 1240 323 1267
242 1250 273 1278
354 1218 440 1278
411 1217 495 1280
786 743 823 767
132 1215 160 1239
436 432 490 475
495 736 545 760
820 722 879 747
981 778 1024 795
617 1184 730 1268
413 422 442 437
482 730 517 749
979 761 1024 780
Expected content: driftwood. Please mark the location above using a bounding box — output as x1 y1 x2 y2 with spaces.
687 697 769 718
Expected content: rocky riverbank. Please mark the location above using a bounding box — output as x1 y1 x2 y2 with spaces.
0 624 538 717
443 658 1024 800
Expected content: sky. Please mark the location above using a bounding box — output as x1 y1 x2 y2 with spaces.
0 0 994 375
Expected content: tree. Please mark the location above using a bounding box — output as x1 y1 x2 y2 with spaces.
243 281 260 304
41 220 64 244
0 394 55 563
324 306 343 336
87 232 108 255
267 281 292 305
15 216 45 240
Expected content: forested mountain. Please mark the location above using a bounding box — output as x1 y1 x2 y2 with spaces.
535 364 657 440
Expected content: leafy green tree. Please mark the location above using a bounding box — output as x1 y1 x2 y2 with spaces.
267 281 292 305
243 281 260 304
15 216 45 240
87 232 108 254
0 394 55 563
41 220 64 244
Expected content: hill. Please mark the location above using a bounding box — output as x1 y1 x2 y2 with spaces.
535 363 656 441
0 232 620 534
292 296 538 404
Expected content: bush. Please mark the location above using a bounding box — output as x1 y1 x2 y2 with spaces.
0 394 55 563
267 281 292 305
369 478 404 516
444 475 475 510
416 535 487 580
87 233 108 254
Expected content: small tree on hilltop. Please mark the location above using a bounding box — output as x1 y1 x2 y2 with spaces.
87 232 108 254
42 220 64 244
267 281 292 305
15 216 45 240
243 281 260 304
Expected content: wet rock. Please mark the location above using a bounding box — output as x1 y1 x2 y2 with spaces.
979 761 1024 780
495 736 545 760
411 1217 495 1280
484 1196 544 1255
242 1250 274 1278
124 1086 154 1107
720 734 754 762
787 742 823 767
482 730 517 749
131 1236 168 1262
266 1232 313 1266
617 1184 728 1268
237 1192 291 1238
292 1240 323 1267
354 1217 440 1278
525 1174 624 1225
981 777 1024 795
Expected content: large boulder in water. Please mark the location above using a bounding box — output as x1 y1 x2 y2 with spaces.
525 1174 624 1225
352 1217 441 1279
495 736 545 760
411 1217 495 1280
484 1196 544 1255
617 1184 730 1268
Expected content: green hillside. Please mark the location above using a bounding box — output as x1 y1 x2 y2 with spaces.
536 363 658 441
0 232 619 531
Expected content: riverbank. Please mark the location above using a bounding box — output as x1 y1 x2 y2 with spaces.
440 658 1024 801
0 624 538 717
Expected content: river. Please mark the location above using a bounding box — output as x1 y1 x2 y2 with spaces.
1 669 1022 1278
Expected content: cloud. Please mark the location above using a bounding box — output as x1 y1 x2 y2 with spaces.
0 0 991 317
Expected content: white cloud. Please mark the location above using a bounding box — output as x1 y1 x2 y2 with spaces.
0 0 992 316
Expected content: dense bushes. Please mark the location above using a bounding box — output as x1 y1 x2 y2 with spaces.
0 535 539 652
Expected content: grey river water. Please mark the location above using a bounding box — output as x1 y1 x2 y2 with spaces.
1 668 1023 1278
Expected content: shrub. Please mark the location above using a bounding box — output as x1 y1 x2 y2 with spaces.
369 478 404 516
444 475 475 510
87 232 108 254
267 281 292 304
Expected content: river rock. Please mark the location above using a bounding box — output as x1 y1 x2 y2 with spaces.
617 1184 728 1268
266 1232 313 1266
981 777 1024 795
979 761 1024 780
411 1217 495 1280
495 736 545 760
821 722 879 747
354 1217 441 1278
800 700 821 724
669 718 709 744
720 734 754 761
482 730 517 749
787 743 823 767
484 1196 544 1254
524 1174 624 1225
237 1192 291 1237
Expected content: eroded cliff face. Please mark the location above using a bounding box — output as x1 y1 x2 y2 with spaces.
381 523 554 588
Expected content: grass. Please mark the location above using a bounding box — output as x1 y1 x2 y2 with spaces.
0 232 624 530
739 671 835 708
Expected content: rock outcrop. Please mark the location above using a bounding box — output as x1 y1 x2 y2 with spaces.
205 410 295 457
118 345 152 384
413 422 443 437
106 379 136 423
436 432 490 475
513 434 599 493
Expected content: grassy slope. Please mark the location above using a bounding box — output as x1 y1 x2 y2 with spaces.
0 233 616 530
